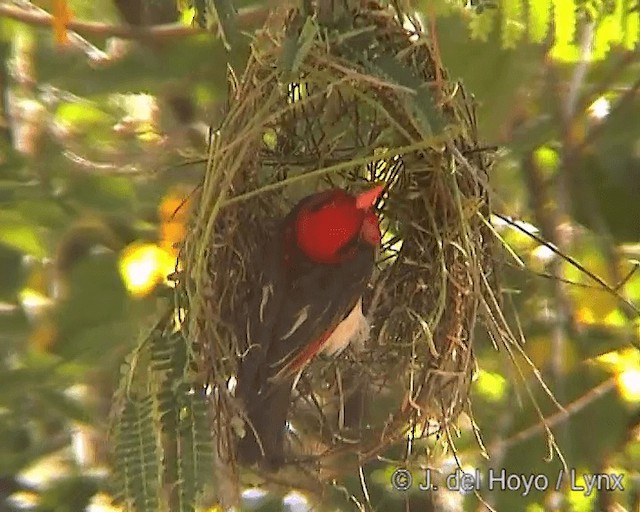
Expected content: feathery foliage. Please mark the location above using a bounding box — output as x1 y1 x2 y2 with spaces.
110 314 215 512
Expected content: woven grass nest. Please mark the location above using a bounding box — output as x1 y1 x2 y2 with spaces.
181 0 501 487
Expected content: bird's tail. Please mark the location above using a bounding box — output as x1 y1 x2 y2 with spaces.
236 378 294 470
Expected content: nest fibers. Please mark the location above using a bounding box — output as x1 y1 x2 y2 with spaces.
181 0 504 488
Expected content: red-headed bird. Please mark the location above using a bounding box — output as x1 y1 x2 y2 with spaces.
235 184 384 469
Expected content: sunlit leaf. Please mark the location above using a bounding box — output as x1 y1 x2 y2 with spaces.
565 468 598 511
528 0 552 42
501 0 526 48
56 101 112 129
616 369 640 402
533 145 559 175
468 10 497 41
438 14 544 139
118 242 175 298
553 0 576 46
563 248 620 325
593 11 621 60
623 11 639 49
0 210 48 258
475 369 508 402
549 41 581 61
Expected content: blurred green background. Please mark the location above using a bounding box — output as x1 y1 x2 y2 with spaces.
0 0 638 511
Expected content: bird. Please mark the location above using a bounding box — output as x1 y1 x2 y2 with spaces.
234 184 384 469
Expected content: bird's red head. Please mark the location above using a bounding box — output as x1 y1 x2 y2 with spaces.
294 184 384 264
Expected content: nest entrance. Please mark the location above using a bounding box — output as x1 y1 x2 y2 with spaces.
181 1 497 483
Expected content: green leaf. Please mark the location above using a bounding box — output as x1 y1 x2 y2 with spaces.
0 210 48 257
53 253 132 363
211 0 239 50
15 199 70 231
553 0 577 46
279 16 319 79
469 10 497 41
508 115 558 152
193 0 208 28
490 368 627 511
528 0 552 42
593 17 615 60
573 325 638 360
0 367 55 397
0 140 28 183
64 174 137 213
112 320 215 512
37 387 95 425
438 14 544 140
571 154 640 243
35 33 230 101
369 52 446 138
623 10 639 49
55 101 113 128
0 246 24 299
501 0 526 48
112 395 162 512
0 305 30 344
178 390 215 507
38 475 100 512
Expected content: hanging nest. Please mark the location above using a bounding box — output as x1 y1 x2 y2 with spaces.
180 0 502 489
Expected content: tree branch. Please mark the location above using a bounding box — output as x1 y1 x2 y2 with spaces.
0 2 269 41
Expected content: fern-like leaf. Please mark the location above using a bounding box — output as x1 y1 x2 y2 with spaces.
178 388 215 511
112 316 216 512
528 0 553 42
623 7 639 49
279 16 320 79
112 395 161 512
553 0 577 46
502 0 527 47
371 52 445 137
469 10 497 41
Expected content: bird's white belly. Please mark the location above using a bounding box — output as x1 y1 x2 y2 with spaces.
321 298 370 356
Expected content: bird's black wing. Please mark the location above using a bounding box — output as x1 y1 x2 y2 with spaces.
265 247 374 381
234 198 376 467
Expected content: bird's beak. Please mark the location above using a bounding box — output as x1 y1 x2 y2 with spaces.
355 184 385 210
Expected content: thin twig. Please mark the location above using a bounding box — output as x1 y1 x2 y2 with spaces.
4 0 109 61
487 377 616 454
496 213 640 317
